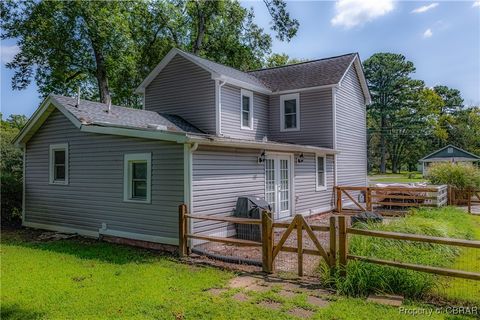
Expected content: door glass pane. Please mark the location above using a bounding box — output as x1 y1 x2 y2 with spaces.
265 159 276 213
317 157 325 186
279 159 289 212
133 162 147 179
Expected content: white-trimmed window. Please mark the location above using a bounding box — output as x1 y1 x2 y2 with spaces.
316 155 327 191
124 153 152 203
241 89 253 130
49 143 68 185
280 93 300 131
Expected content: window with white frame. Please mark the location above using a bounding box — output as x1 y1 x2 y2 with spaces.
241 89 253 129
124 153 152 203
49 143 68 184
280 93 300 131
316 155 326 190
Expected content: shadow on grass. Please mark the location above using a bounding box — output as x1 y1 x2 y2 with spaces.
1 227 173 265
1 304 45 320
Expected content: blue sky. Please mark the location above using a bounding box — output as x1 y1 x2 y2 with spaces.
1 0 479 118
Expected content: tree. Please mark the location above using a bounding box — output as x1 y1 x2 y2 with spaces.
363 53 416 173
265 53 307 68
1 0 299 108
433 85 464 115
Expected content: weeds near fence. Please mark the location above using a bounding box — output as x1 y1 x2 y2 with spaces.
320 207 480 303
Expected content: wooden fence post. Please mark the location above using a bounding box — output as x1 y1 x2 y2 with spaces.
336 187 343 213
468 189 472 214
261 210 274 273
338 215 347 276
366 187 372 211
329 216 337 271
296 215 303 277
178 204 188 257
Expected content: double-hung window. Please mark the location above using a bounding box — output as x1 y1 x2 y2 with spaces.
316 155 327 191
241 89 253 130
280 93 300 131
49 143 69 184
124 153 152 203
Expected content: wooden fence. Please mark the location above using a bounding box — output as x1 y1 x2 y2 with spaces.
449 187 480 214
336 185 448 215
337 216 480 280
179 205 480 282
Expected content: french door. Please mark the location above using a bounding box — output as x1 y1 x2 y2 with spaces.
265 155 292 220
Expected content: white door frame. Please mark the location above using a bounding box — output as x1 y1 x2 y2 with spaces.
264 152 294 220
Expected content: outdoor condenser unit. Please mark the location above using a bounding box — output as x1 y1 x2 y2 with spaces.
233 196 271 242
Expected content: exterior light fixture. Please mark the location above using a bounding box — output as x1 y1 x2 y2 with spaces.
258 150 266 163
297 153 304 163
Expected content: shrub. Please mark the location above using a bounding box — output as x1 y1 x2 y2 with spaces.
426 162 480 189
320 207 477 299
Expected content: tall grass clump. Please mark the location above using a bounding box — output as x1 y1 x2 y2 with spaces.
321 207 477 299
426 162 480 189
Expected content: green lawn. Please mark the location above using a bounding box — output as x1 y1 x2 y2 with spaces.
368 172 425 184
1 229 470 320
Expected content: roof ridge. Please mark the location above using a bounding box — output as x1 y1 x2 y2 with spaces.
247 52 358 73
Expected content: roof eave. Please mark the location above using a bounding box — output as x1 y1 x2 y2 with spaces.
186 135 338 154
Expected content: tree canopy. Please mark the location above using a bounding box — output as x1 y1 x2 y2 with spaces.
1 0 299 107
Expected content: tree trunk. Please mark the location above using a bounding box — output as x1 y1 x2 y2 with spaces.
193 5 206 54
92 45 111 106
379 115 387 174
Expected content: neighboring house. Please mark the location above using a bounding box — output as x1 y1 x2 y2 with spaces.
13 48 370 248
420 145 480 175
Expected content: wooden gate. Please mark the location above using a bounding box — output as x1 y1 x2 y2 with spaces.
263 213 335 276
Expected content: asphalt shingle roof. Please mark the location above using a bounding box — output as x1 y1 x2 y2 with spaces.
52 95 204 134
248 53 357 92
179 51 270 91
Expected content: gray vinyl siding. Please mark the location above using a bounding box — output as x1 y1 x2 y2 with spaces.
144 55 216 134
191 146 335 237
24 109 184 241
294 154 335 214
268 88 334 148
191 146 265 236
335 64 367 187
220 84 269 140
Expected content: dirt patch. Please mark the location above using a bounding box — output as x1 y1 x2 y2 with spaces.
232 292 249 302
306 295 329 308
207 288 227 296
228 276 259 289
288 307 314 318
279 290 297 298
258 300 282 310
367 294 404 307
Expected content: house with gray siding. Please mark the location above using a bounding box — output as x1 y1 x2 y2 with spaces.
14 48 371 248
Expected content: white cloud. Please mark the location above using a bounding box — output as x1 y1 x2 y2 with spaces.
331 0 395 29
473 1 480 8
423 28 433 38
1 45 20 63
411 3 438 14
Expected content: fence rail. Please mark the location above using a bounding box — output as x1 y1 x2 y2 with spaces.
338 216 480 281
179 204 480 283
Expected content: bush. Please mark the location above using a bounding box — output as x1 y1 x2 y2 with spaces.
426 162 480 189
321 207 477 299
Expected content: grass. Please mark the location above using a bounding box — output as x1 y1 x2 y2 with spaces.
369 172 425 184
1 228 472 320
323 207 480 304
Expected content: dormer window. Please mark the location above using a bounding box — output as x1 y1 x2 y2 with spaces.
241 89 253 130
280 93 300 131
